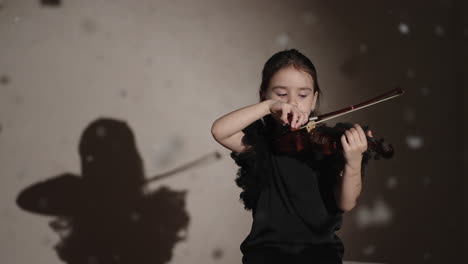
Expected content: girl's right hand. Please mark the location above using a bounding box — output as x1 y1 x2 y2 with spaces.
268 100 309 129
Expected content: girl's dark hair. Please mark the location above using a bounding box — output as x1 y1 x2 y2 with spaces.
258 48 323 117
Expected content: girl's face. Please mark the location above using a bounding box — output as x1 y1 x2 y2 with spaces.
263 66 318 117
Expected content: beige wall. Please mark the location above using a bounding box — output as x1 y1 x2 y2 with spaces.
0 0 465 263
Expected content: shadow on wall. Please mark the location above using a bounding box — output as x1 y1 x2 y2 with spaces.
15 118 194 264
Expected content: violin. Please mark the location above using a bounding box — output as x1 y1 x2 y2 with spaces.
272 87 405 160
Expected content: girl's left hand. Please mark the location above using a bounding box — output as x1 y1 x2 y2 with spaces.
341 123 373 166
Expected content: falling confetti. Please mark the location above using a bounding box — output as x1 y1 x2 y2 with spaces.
39 197 49 209
81 18 98 34
176 229 187 239
0 75 10 85
363 244 376 256
276 33 290 48
355 197 392 228
406 135 424 149
212 247 224 260
386 176 398 189
130 212 141 222
403 108 415 123
301 11 318 26
164 79 174 88
398 23 410 35
85 155 94 162
359 44 368 53
434 24 444 37
145 57 154 66
87 256 98 264
406 69 415 79
420 86 430 96
119 90 128 98
423 176 432 187
423 252 432 260
96 126 107 138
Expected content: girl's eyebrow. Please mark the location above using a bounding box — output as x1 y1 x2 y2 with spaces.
272 86 313 91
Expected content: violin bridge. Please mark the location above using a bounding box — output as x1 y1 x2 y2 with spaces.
305 121 316 133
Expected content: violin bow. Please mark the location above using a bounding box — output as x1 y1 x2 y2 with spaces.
299 87 405 132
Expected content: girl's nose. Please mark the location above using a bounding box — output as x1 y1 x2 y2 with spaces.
288 97 298 106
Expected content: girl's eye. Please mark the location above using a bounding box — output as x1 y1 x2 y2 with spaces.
278 94 287 97
299 94 308 98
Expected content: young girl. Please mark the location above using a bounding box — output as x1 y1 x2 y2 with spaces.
211 49 373 264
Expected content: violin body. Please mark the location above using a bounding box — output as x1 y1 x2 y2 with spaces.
273 122 394 160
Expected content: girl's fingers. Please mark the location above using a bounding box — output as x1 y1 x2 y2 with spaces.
354 124 367 144
281 105 289 124
296 109 305 128
345 130 356 146
292 107 302 128
351 127 363 146
341 134 350 151
291 109 298 128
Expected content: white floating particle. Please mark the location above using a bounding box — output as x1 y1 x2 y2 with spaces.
85 155 94 162
373 199 392 223
96 126 107 137
13 16 20 23
403 108 415 123
398 23 410 35
87 256 98 264
363 244 376 255
434 25 444 37
423 176 432 187
356 197 392 228
420 86 430 96
406 69 415 79
39 197 48 209
423 252 431 260
301 11 318 26
406 135 424 149
177 229 187 238
359 44 368 53
386 176 398 189
276 33 290 47
130 212 141 222
356 206 372 228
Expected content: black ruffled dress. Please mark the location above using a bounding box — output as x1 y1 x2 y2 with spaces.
230 115 371 264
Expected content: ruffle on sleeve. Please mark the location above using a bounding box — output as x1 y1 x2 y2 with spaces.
230 118 272 211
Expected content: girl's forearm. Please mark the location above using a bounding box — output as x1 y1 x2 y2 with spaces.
334 160 363 212
211 99 274 141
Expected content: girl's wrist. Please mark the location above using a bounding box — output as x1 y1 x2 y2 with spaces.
261 99 275 115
